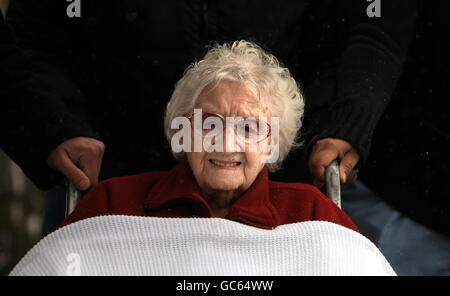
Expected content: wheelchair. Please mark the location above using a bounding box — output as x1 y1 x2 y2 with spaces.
10 160 397 276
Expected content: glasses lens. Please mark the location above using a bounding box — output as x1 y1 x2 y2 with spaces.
236 118 270 143
191 112 271 143
201 113 223 136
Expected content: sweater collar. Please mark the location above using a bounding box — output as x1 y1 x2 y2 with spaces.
144 160 280 229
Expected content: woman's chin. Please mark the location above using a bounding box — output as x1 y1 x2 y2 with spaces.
207 171 243 187
205 177 243 192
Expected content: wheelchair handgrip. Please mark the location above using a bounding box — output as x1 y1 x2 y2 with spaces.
65 180 81 217
325 159 341 208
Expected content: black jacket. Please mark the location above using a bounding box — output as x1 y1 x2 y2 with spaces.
1 1 418 190
360 1 450 236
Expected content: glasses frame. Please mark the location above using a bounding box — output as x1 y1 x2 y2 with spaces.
186 111 272 144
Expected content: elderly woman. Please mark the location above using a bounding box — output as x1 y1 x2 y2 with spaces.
60 41 357 232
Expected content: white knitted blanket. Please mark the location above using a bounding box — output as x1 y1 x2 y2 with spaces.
10 216 396 276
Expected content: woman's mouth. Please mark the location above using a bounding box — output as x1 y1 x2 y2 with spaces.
209 159 242 168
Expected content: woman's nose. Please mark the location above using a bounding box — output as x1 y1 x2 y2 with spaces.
223 126 242 152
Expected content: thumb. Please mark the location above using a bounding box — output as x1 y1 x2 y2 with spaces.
51 151 91 191
339 148 360 184
309 147 339 188
67 163 91 191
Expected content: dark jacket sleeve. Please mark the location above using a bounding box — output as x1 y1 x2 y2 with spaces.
303 0 421 166
0 1 98 190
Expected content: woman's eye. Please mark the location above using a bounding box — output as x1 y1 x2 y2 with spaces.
204 123 216 131
243 123 259 136
244 126 253 133
202 114 223 133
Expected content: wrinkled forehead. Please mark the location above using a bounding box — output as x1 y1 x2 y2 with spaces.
195 80 269 118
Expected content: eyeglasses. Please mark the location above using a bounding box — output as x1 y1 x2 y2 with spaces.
187 112 271 143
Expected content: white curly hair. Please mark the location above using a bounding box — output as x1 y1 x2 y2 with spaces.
164 40 305 172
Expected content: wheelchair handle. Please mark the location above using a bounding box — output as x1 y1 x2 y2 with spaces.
65 180 81 217
325 160 341 208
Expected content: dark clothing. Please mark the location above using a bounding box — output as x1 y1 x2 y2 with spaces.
342 180 450 275
1 0 419 189
0 10 98 187
360 1 450 236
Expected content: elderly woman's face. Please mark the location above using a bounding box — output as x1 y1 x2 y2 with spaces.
186 80 269 196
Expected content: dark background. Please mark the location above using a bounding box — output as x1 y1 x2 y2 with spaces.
360 2 450 236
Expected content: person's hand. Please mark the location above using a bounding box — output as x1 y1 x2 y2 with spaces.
47 137 105 191
308 138 360 189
